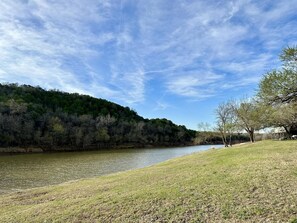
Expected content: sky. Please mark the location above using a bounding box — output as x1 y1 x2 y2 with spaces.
0 0 297 130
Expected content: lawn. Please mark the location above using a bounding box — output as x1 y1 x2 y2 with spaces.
0 140 297 222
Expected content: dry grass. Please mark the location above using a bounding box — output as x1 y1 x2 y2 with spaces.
0 140 297 222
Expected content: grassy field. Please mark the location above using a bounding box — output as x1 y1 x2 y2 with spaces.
0 140 297 222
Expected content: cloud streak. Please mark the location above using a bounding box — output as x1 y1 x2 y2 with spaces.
0 0 296 106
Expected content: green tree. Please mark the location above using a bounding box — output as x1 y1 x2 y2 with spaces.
258 46 297 135
268 103 297 135
258 46 297 104
233 99 268 142
258 69 297 104
0 84 196 150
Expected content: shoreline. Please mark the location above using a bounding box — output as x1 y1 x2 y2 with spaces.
0 143 222 155
0 140 250 154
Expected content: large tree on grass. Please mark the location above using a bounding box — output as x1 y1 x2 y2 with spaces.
268 103 297 135
258 46 297 135
233 99 268 142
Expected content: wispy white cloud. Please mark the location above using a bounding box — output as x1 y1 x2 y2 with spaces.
166 73 223 98
0 0 119 99
0 0 296 106
132 0 297 99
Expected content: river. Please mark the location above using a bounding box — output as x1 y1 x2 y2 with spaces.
0 144 222 194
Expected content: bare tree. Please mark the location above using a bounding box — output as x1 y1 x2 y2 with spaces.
197 122 212 132
196 122 214 144
215 101 236 147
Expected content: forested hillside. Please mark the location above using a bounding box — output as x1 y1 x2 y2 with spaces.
0 84 195 151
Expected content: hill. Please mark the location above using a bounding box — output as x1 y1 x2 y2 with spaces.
0 83 195 151
0 140 296 222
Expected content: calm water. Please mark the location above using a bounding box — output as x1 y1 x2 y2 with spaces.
0 145 222 194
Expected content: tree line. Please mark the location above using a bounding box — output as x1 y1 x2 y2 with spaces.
215 46 297 146
0 84 196 151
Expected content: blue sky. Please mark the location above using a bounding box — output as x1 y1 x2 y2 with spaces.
0 0 296 130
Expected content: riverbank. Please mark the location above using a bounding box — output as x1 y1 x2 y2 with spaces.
0 141 247 154
0 142 197 154
1 140 297 222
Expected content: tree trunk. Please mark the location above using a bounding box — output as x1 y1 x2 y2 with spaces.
248 130 255 143
284 126 290 135
219 130 228 147
223 138 228 147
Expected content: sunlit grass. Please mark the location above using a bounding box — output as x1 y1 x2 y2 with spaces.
0 140 297 222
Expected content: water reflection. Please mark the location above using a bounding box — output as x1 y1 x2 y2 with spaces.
0 145 222 193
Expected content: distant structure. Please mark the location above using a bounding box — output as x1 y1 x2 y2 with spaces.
271 127 287 140
258 127 287 140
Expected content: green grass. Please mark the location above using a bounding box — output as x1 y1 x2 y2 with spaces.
0 140 297 222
